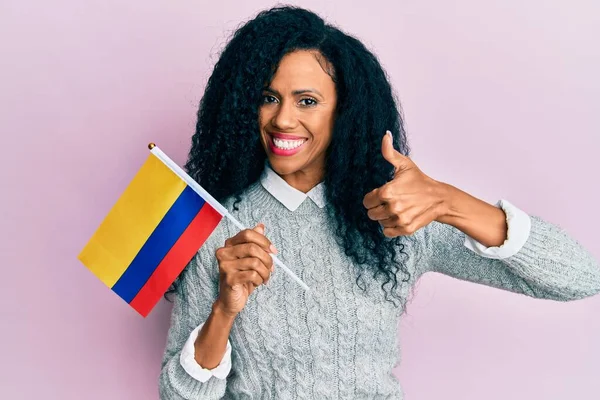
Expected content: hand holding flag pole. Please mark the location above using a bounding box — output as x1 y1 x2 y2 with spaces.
148 143 310 292
78 143 309 318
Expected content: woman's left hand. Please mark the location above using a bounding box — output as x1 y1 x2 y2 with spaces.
363 131 449 237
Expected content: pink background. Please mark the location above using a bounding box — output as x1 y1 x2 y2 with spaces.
2 0 599 399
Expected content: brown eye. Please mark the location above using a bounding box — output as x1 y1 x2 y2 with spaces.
262 95 278 104
299 98 317 107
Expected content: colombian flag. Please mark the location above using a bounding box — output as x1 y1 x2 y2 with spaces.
78 144 224 317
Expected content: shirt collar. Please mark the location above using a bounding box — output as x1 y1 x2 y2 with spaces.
259 163 327 211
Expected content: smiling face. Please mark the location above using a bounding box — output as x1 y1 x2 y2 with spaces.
258 50 337 193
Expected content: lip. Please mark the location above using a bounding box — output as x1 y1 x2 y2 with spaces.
269 132 309 140
267 133 308 156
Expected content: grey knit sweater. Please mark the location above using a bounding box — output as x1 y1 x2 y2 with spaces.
159 181 600 399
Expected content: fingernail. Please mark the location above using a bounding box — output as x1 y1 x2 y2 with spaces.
269 244 278 254
386 130 392 139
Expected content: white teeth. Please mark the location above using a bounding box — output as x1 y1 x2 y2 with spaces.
273 138 306 150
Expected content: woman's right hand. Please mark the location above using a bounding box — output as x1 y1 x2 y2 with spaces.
213 223 277 317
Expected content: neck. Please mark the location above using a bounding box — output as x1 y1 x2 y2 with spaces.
281 174 322 193
266 158 325 193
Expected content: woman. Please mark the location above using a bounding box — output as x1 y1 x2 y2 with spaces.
159 6 600 399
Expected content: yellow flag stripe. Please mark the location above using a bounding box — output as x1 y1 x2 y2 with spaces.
78 154 187 287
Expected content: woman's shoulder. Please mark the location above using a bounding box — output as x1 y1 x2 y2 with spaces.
220 181 263 212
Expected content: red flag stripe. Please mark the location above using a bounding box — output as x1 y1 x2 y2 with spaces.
129 203 223 317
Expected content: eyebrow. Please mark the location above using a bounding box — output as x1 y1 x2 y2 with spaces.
264 87 323 97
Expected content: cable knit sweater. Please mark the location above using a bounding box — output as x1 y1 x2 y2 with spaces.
158 181 600 399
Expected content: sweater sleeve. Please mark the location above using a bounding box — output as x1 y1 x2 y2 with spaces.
158 239 229 399
417 205 600 301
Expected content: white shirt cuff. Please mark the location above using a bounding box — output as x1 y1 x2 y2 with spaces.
463 199 532 259
179 322 232 382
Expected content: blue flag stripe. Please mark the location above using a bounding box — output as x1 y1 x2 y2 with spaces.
111 186 204 302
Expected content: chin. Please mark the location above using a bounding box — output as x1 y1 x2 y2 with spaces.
267 158 300 176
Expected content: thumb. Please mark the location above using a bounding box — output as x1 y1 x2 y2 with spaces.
381 130 409 173
253 223 265 235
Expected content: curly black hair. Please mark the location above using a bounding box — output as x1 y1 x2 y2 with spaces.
174 6 414 309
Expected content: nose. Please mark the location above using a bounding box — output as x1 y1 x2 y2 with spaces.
271 100 297 131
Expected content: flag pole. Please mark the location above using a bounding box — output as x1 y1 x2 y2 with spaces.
147 143 310 292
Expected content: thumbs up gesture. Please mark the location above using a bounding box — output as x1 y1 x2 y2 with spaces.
362 131 449 237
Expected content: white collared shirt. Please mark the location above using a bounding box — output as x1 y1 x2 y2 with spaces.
180 164 532 382
259 163 327 211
